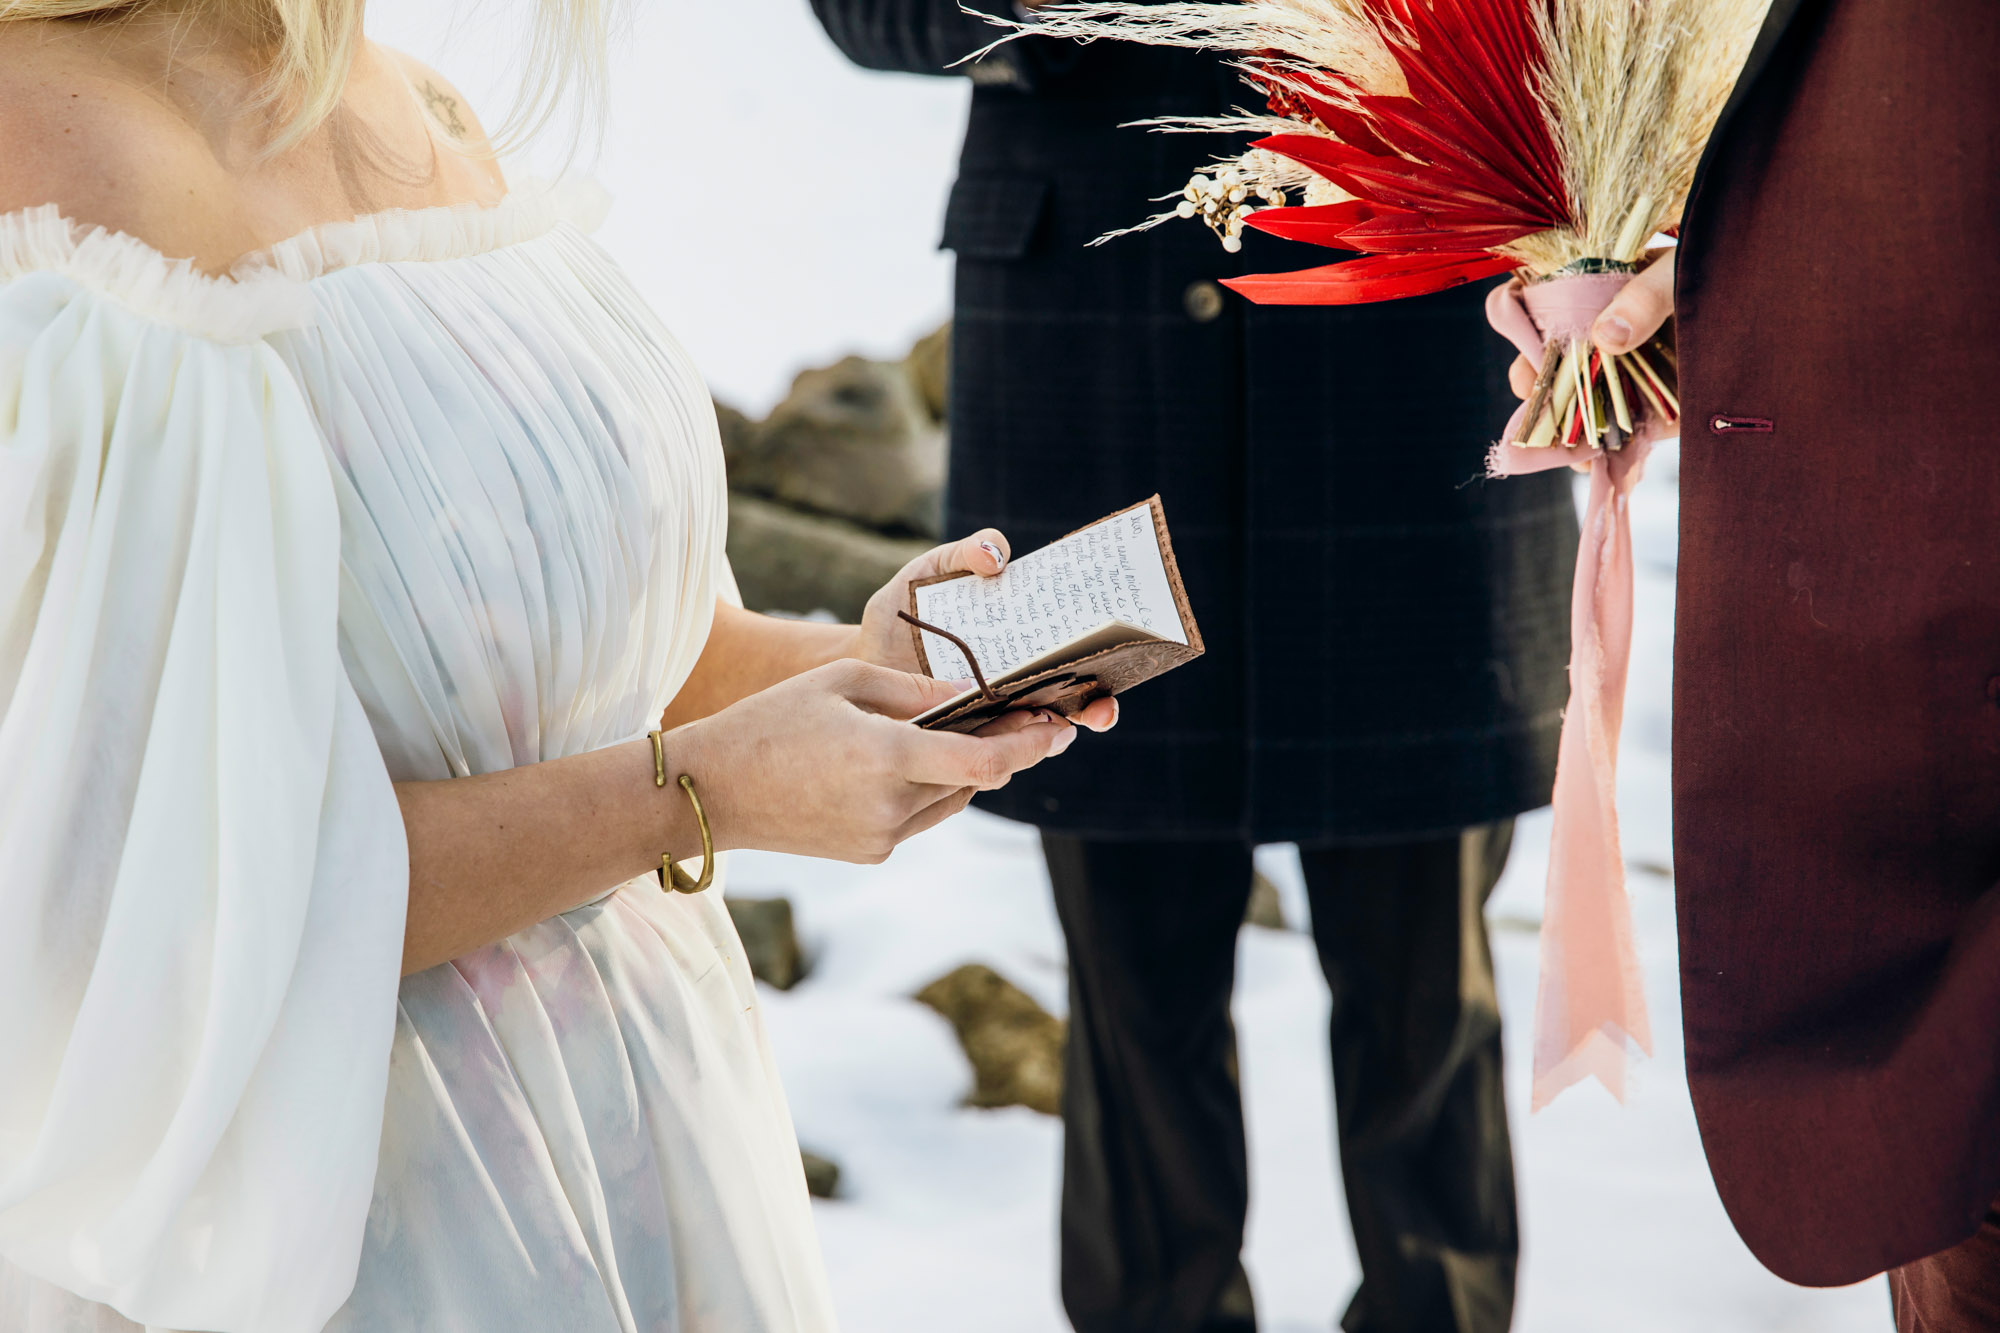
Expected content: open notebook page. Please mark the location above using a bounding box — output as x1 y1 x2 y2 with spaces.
913 499 1187 682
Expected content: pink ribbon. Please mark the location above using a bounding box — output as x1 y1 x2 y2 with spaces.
1485 275 1657 1109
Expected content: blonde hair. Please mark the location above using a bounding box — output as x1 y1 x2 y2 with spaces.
0 0 611 152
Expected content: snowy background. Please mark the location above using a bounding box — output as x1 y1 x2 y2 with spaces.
375 4 1892 1328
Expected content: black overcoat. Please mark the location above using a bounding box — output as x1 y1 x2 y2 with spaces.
809 3 1578 843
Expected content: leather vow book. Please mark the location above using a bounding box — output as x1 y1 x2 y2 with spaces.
907 496 1205 734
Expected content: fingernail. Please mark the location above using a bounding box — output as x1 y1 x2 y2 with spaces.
1049 723 1078 755
1595 314 1633 351
979 541 1007 571
943 678 976 693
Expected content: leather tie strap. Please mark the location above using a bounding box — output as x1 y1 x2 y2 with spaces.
898 610 1003 703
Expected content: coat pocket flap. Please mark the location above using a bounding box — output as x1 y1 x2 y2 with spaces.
941 176 1051 260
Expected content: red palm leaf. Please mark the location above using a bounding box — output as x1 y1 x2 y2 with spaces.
1335 213 1544 252
1221 252 1518 304
1255 67 1395 158
1243 203 1538 253
1238 201 1380 246
1383 0 1566 208
1254 135 1550 224
1356 95 1563 224
1230 2 1568 296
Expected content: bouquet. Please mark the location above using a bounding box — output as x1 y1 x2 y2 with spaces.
985 0 1769 1107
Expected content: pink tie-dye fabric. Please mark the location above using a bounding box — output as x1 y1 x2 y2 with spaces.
1485 275 1658 1109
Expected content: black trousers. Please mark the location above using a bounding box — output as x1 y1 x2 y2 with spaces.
1042 824 1519 1333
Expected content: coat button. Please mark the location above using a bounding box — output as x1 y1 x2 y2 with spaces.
1184 280 1227 323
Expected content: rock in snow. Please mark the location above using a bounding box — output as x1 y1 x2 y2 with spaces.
1244 869 1290 932
914 963 1066 1117
725 492 930 623
728 895 808 992
801 1149 842 1200
730 353 945 538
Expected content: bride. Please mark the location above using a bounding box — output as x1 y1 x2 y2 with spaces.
0 3 1114 1329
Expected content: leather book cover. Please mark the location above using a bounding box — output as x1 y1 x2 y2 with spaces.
906 496 1205 734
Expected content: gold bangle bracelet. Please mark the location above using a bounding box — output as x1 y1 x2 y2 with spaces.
648 729 715 895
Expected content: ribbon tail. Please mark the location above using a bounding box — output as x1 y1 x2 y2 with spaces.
1530 458 1653 1111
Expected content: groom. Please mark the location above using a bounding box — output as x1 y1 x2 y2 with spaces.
1535 0 2000 1327
809 5 1579 1331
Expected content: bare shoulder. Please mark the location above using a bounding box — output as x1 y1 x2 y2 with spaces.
0 26 254 266
375 47 506 192
0 32 510 272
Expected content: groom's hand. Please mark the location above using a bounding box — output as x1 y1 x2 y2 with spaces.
1507 250 1677 400
1592 250 1677 356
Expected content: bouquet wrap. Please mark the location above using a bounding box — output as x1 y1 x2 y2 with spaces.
1487 274 1656 1108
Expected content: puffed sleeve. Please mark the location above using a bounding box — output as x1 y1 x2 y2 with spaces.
0 271 407 1332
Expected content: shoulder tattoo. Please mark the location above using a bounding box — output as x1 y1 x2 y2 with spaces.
420 80 468 140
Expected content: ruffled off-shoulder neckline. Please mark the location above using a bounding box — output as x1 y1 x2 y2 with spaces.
0 178 611 343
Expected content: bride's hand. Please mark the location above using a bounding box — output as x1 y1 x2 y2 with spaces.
853 527 1011 672
671 659 1078 864
850 528 1119 733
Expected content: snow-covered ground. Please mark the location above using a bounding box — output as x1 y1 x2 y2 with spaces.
375 6 1895 1327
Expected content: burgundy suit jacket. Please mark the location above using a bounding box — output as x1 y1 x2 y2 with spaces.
1675 0 2000 1287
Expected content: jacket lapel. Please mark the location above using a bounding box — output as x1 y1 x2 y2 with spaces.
1686 0 1816 207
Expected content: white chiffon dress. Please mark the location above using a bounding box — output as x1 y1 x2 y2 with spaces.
0 182 838 1333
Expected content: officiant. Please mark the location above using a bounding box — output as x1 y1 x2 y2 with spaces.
808 6 1578 1332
